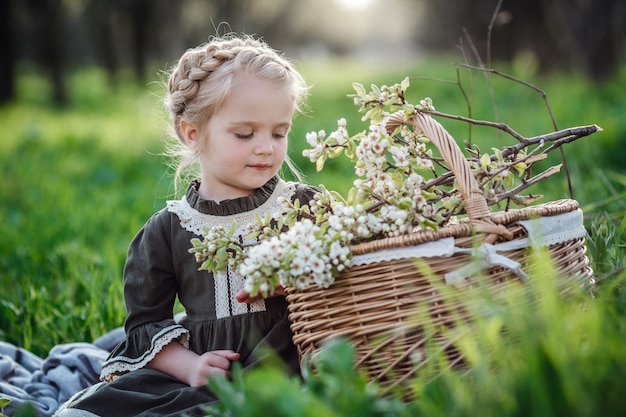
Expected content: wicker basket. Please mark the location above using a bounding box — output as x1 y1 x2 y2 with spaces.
285 112 594 391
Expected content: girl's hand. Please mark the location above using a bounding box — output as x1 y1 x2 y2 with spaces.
186 350 240 387
235 285 286 304
147 342 240 387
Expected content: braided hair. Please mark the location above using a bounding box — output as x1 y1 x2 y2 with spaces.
163 35 308 191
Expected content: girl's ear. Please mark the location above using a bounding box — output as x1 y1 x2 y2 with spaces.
179 120 198 147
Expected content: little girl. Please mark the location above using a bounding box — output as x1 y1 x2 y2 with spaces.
56 35 316 417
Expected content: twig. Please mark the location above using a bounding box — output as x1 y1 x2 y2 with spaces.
412 73 475 144
455 36 477 145
455 68 474 145
462 28 484 68
422 172 455 189
454 63 559 130
499 125 601 158
425 109 526 142
411 76 458 86
485 1 504 140
486 0 505 70
492 165 562 204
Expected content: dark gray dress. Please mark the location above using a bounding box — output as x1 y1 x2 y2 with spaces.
55 177 317 417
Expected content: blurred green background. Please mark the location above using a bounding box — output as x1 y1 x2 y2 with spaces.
1 0 625 361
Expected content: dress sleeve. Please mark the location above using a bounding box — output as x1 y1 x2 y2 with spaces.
100 210 189 382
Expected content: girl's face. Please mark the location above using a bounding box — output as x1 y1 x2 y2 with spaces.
187 76 294 202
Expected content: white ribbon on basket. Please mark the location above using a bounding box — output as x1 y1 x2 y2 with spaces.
350 209 587 286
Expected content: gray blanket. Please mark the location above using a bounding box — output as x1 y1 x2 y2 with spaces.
0 328 124 417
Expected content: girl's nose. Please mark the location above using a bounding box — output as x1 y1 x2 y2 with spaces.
254 134 274 155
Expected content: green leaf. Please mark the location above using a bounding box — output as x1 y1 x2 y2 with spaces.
400 76 410 92
285 211 297 225
397 198 413 210
493 147 504 164
227 221 237 236
514 161 527 175
227 243 244 254
345 140 357 159
402 104 416 116
216 246 227 262
328 146 344 159
422 218 439 231
189 238 204 248
352 82 366 97
216 259 228 271
316 154 327 172
480 153 492 169
200 258 216 272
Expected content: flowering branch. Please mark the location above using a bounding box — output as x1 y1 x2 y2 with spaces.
190 77 601 296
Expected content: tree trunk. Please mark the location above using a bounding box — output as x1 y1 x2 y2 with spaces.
0 0 16 103
29 0 67 106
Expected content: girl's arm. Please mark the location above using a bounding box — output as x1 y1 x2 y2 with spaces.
146 341 240 386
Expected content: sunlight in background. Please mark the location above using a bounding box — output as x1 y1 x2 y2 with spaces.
288 0 421 65
333 0 375 10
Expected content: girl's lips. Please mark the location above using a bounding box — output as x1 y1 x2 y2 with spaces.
248 164 270 170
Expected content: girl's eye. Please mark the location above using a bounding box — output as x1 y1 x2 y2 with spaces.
273 132 287 139
235 132 254 139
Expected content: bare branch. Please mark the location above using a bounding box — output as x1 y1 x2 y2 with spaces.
425 109 526 142
491 165 562 204
454 63 559 131
499 125 601 158
486 0 504 69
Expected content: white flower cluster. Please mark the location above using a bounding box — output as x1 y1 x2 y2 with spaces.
303 118 349 165
189 224 247 274
238 219 351 296
303 131 325 162
313 115 446 238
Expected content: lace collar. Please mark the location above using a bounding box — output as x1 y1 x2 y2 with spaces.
166 178 297 237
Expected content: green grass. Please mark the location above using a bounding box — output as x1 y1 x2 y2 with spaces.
1 55 624 379
1 70 171 352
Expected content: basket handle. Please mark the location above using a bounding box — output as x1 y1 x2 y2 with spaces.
387 112 512 239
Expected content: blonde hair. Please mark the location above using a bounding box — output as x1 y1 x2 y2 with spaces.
163 34 309 193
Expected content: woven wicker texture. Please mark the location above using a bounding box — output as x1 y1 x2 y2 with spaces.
286 113 594 392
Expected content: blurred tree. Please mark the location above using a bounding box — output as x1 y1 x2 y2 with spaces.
85 0 119 87
540 0 625 80
0 0 16 103
125 0 154 84
418 0 626 81
27 0 68 105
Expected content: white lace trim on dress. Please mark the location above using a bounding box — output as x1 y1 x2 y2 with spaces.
166 180 297 237
99 324 189 382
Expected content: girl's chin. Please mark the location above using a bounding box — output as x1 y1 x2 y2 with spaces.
248 170 277 181
242 175 275 190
